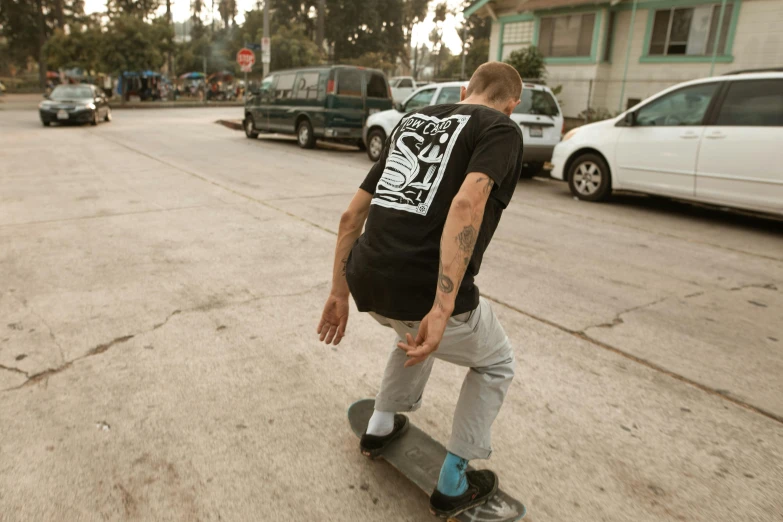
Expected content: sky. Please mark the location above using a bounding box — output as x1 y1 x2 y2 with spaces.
82 0 466 53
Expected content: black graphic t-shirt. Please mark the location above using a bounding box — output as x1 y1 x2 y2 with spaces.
346 103 523 321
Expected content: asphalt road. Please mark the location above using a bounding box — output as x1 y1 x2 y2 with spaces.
1 108 781 522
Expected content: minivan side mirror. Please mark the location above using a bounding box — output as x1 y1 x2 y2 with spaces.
394 102 405 112
624 111 636 126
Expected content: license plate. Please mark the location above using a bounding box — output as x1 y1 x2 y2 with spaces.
57 110 69 120
528 125 543 137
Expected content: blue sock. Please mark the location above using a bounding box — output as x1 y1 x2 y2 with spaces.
437 452 469 496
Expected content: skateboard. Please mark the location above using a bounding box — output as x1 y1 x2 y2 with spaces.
348 398 526 522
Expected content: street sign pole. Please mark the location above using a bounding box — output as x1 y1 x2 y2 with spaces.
263 0 270 77
244 71 248 102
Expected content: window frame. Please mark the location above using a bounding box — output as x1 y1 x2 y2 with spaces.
631 81 722 127
640 0 740 64
713 79 783 127
403 87 437 112
335 68 364 98
532 9 602 65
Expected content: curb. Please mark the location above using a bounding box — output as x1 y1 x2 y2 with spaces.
216 119 243 130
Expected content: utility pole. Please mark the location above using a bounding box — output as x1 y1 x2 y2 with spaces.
460 25 467 80
263 0 270 77
316 0 325 52
166 0 174 76
413 44 418 81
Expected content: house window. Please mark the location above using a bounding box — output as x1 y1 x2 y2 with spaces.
538 14 596 58
501 21 534 59
648 3 733 56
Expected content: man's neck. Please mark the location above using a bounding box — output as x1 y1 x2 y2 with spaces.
458 95 507 114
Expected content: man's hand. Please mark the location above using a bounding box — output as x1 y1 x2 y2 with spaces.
317 294 349 345
397 305 449 367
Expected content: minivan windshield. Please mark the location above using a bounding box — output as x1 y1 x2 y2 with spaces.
514 89 559 117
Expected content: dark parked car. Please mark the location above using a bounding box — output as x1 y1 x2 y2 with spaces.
39 84 111 126
243 65 392 148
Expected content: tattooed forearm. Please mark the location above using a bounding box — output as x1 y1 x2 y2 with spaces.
438 259 455 293
340 257 348 277
456 224 477 254
475 175 494 195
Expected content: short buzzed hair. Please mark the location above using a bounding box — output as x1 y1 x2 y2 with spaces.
465 62 523 104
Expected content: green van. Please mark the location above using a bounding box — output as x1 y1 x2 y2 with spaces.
243 65 393 149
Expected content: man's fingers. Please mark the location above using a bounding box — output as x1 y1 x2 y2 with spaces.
319 322 331 342
316 318 326 335
324 325 338 345
333 321 347 345
404 355 428 368
405 344 433 360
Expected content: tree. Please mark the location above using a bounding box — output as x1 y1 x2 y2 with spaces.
346 52 394 73
270 25 322 71
429 2 449 77
0 0 86 86
505 46 546 81
107 0 161 20
44 25 103 73
218 0 237 29
100 15 173 72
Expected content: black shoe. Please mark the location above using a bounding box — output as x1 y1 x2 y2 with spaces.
429 469 499 519
359 414 409 459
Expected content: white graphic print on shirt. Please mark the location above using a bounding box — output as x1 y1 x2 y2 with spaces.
372 113 470 216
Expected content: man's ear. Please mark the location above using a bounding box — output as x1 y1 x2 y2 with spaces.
460 86 467 101
504 98 520 116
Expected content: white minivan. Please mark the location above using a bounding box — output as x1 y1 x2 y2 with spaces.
550 71 783 217
364 81 563 177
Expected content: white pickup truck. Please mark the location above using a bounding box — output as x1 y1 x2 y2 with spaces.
389 76 425 103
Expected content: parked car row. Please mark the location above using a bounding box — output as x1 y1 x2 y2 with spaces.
551 71 783 217
241 66 781 218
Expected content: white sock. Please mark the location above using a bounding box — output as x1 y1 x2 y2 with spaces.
366 409 394 436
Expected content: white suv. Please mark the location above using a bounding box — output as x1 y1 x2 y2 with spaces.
510 83 564 178
363 81 564 173
550 71 783 217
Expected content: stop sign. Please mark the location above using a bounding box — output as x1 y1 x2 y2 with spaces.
236 48 256 69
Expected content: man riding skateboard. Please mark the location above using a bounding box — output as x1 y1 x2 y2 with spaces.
317 62 524 518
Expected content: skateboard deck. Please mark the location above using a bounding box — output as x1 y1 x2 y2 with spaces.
348 399 526 522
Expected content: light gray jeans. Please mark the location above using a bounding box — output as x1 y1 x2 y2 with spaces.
370 297 515 460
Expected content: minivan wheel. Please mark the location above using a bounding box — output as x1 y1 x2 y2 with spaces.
297 119 316 149
366 129 386 162
568 153 611 202
244 115 259 139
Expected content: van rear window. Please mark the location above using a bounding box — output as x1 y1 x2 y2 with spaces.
514 89 559 117
337 69 362 97
366 72 388 98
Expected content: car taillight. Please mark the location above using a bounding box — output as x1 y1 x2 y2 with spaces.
561 120 566 136
327 79 335 94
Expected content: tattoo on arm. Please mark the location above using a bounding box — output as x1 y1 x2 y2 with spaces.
340 257 348 277
456 225 477 255
438 259 455 294
475 175 494 195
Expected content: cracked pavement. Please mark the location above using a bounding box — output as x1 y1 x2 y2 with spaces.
1 108 781 521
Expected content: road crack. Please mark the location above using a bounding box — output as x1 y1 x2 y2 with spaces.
729 282 778 292
586 296 670 330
